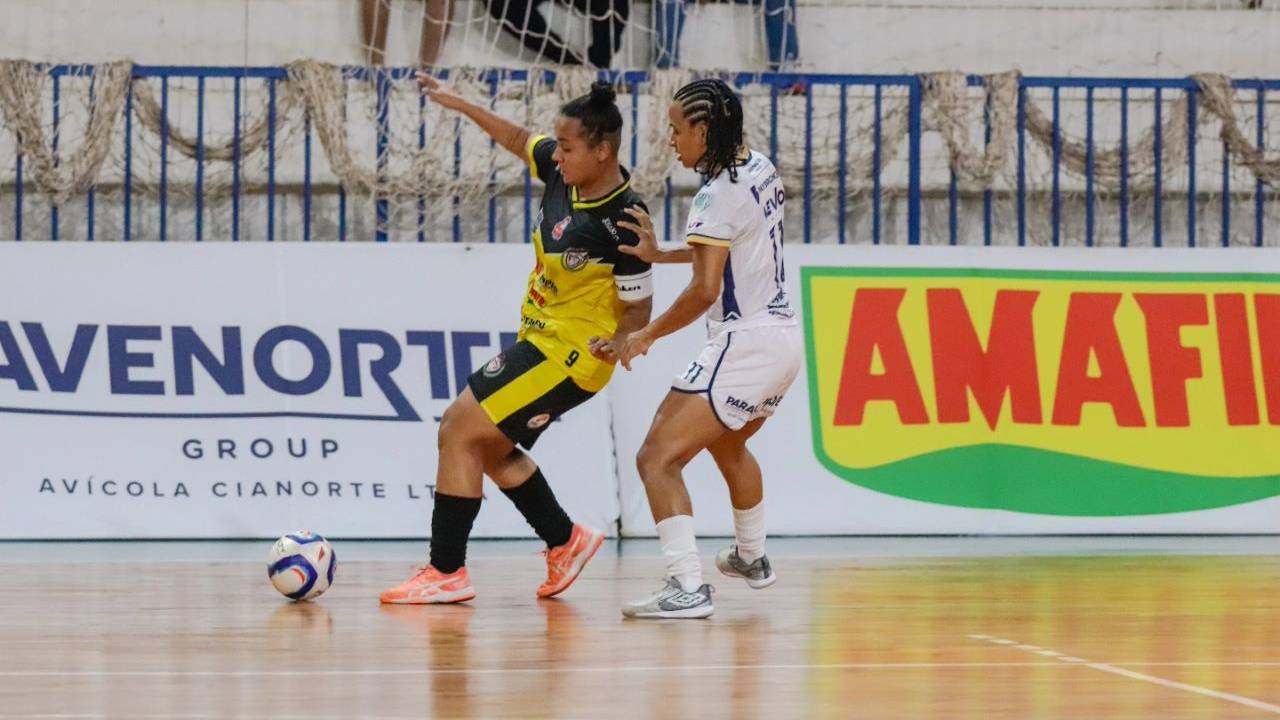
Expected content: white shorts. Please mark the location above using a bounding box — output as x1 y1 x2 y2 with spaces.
671 324 804 431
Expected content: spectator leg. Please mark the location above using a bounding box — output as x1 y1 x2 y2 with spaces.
483 0 586 64
361 0 392 65
653 0 685 69
419 0 454 67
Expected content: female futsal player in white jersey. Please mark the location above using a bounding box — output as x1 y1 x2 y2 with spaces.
590 78 804 619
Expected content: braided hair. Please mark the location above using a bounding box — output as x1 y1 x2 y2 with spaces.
559 81 623 153
673 78 745 183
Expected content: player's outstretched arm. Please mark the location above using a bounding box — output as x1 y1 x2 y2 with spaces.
416 73 532 160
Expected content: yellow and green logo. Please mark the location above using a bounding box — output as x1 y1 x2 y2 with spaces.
803 266 1280 516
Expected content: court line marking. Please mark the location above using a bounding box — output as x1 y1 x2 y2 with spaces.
0 716 424 720
5 661 1280 679
0 716 421 720
969 634 1280 715
0 663 1063 678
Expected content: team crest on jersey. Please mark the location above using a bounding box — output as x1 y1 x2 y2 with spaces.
552 216 572 240
527 413 552 429
693 191 713 213
561 248 590 272
482 354 505 377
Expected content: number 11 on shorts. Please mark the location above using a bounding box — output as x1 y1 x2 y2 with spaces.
682 362 704 383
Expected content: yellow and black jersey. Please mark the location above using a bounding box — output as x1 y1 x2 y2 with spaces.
518 135 653 392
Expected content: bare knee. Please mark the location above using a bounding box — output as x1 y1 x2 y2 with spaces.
437 403 460 451
635 441 659 479
636 440 689 482
438 398 483 453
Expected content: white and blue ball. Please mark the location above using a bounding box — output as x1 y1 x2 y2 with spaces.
267 531 336 601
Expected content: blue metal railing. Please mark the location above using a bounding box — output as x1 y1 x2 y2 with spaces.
4 66 1278 245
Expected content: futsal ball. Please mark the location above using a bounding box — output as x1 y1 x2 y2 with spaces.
267 531 336 601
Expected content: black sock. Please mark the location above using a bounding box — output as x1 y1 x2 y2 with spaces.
429 492 483 574
502 468 574 549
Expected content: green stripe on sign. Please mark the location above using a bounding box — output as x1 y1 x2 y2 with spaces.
811 443 1280 516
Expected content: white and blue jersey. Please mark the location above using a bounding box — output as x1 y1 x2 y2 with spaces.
675 150 803 430
684 150 798 339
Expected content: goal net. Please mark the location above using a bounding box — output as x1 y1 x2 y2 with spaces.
0 60 1277 244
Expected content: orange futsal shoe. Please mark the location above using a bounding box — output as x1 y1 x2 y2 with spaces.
379 564 476 605
537 524 605 599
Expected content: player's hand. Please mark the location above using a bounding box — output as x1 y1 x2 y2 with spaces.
617 207 661 263
587 336 618 363
616 328 654 371
416 73 470 112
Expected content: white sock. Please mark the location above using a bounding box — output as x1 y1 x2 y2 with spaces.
732 501 766 562
656 515 702 592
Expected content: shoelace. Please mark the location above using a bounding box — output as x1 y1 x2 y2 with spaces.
410 565 439 581
539 545 574 575
656 578 714 599
653 586 705 609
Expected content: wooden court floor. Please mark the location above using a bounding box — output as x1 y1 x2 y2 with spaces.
1 538 1278 719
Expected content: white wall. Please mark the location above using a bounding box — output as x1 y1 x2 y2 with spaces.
4 0 1278 76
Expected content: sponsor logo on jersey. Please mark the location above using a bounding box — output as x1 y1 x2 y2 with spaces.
768 290 796 318
552 216 572 241
526 413 552 429
763 186 786 219
601 217 620 241
561 248 590 272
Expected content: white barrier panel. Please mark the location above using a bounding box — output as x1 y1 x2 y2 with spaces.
614 245 1280 536
0 244 618 539
5 243 1279 540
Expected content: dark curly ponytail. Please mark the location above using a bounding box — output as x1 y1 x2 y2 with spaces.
559 81 623 153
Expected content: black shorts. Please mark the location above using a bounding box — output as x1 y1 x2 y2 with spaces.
468 341 596 449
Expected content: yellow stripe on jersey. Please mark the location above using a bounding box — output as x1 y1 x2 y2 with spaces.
687 234 733 247
476 358 567 424
571 181 632 210
526 134 548 175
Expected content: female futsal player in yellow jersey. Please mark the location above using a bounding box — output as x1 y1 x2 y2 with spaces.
380 78 653 604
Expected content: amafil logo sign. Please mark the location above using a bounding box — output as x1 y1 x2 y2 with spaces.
803 267 1280 517
0 322 518 422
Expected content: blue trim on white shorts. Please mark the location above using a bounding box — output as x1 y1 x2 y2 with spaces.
705 332 736 430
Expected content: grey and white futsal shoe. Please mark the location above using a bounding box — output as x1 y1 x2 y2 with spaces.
621 577 715 619
715 545 776 589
